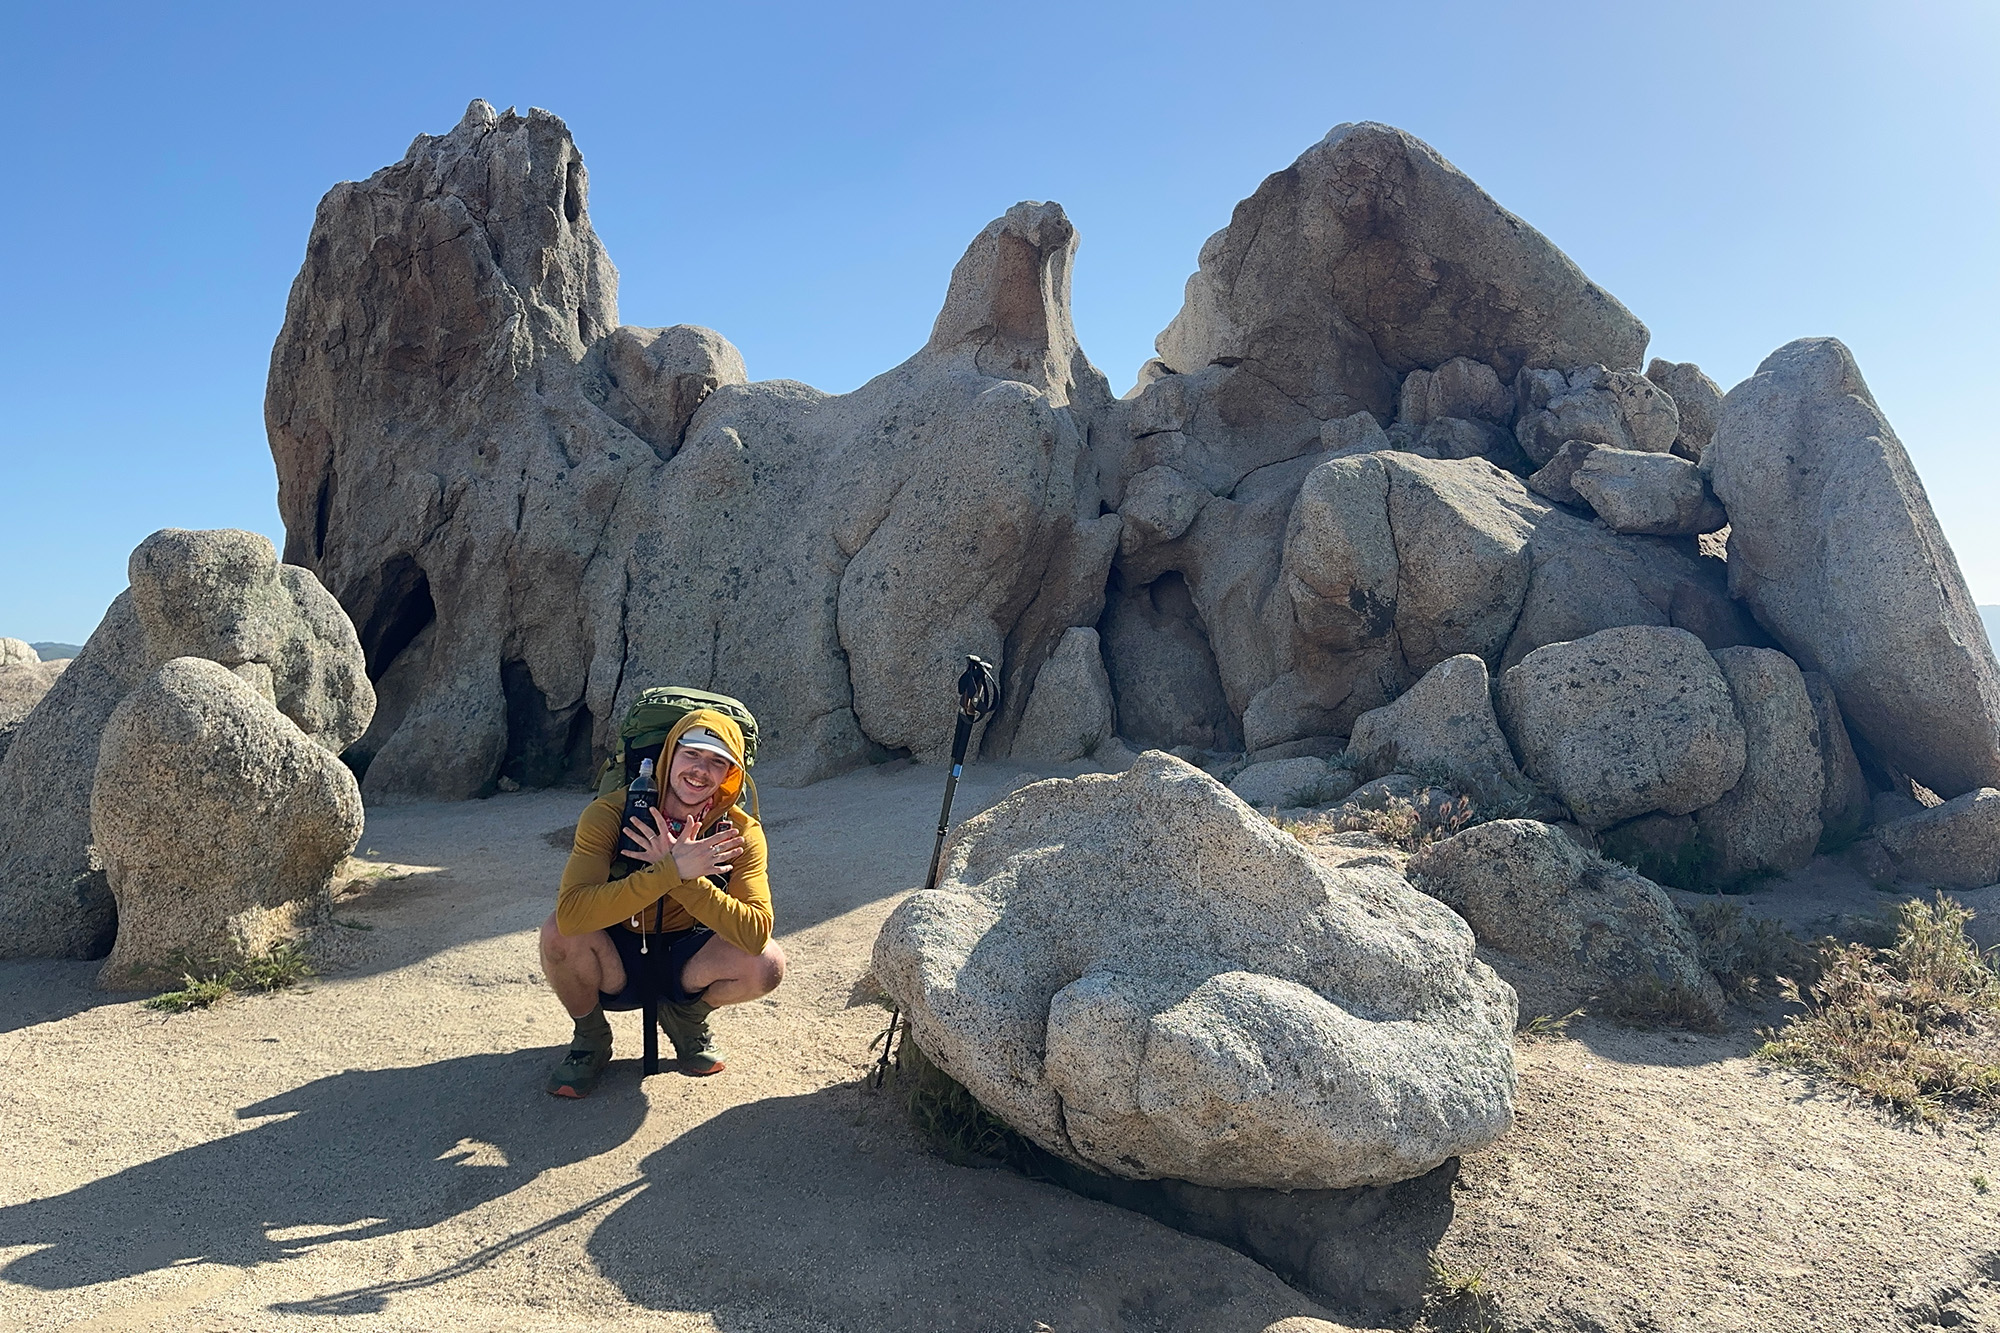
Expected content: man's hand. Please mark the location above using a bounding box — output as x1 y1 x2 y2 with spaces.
623 804 745 881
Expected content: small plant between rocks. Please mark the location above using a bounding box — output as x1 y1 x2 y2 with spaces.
1419 1254 1498 1332
142 942 315 1013
1758 894 2000 1124
886 1030 1043 1172
1323 789 1479 852
1681 899 1818 999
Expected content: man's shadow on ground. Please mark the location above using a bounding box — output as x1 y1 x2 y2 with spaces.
584 1081 1402 1333
0 1050 644 1303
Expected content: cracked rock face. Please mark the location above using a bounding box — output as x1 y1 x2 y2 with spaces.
872 751 1518 1190
269 105 1115 797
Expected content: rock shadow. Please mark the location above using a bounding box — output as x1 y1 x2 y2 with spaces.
586 1081 1330 1333
0 958 115 1034
0 1051 644 1298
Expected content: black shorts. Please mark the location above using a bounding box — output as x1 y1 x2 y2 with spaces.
601 925 714 1009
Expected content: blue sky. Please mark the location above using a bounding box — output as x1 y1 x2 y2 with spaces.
3 1 1996 642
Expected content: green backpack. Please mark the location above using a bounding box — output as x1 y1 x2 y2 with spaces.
593 686 760 807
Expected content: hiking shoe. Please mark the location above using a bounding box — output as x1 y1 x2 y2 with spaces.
546 1040 612 1098
661 1000 726 1076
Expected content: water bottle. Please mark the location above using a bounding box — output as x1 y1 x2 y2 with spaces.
616 757 659 858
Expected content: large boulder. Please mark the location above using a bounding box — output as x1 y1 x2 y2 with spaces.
92 659 365 988
1644 359 1724 460
1408 819 1724 1023
1010 627 1116 762
1570 448 1726 536
1227 755 1340 808
1155 122 1647 417
1695 648 1824 879
1496 626 1746 830
1872 790 2000 889
270 103 1114 796
1705 338 2000 796
873 752 1518 1190
1344 654 1540 813
0 531 370 960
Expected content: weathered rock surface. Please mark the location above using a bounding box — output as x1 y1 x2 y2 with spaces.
1872 789 2000 889
1514 365 1678 469
1705 338 2000 796
1408 819 1724 1022
873 752 1518 1190
1156 122 1646 411
1344 654 1539 812
1645 359 1724 460
1696 648 1824 878
1009 627 1115 762
1097 572 1238 752
1570 448 1727 536
1227 756 1339 808
92 658 364 988
269 103 1114 797
1398 358 1512 427
0 531 369 960
1523 439 1602 506
1153 450 1762 754
1496 626 1746 830
0 646 68 766
1801 672 1870 836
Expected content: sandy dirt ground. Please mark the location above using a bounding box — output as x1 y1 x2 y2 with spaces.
2 760 1997 1333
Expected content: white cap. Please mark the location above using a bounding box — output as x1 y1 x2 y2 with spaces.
675 727 739 766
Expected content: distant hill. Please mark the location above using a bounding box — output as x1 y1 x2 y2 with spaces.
29 642 82 660
1984 609 2000 650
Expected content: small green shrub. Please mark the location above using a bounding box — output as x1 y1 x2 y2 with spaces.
1759 894 2000 1124
1422 1254 1497 1332
142 942 315 1013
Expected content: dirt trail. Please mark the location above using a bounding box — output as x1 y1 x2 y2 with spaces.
2 761 1996 1332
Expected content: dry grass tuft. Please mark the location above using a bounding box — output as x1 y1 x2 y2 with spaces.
1682 899 1818 999
1326 789 1478 852
1759 894 2000 1124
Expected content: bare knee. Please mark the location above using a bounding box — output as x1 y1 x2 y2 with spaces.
541 915 623 994
753 942 787 996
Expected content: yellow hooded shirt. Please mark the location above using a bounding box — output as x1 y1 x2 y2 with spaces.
554 708 772 955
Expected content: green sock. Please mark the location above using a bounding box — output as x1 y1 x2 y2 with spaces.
573 1006 612 1047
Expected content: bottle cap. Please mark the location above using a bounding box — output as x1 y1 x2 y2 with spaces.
638 757 654 776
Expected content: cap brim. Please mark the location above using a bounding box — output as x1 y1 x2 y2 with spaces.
675 738 739 766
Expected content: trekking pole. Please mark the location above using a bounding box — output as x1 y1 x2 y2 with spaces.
642 996 660 1076
922 655 1000 894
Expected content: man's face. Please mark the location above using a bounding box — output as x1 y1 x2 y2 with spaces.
667 743 735 810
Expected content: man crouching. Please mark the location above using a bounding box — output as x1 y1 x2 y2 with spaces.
538 709 785 1097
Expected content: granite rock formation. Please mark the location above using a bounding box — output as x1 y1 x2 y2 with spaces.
270 103 1114 797
0 530 369 960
